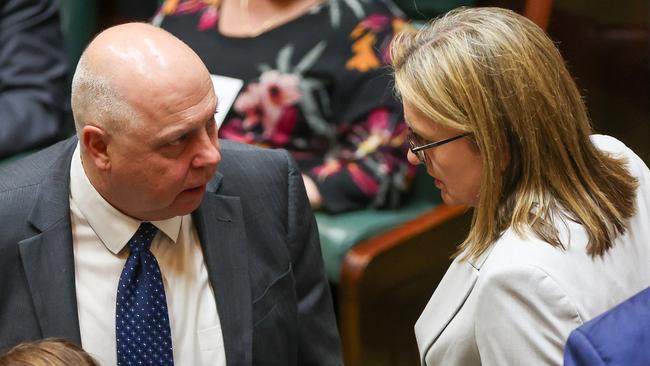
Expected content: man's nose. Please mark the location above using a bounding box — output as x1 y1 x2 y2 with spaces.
192 133 220 168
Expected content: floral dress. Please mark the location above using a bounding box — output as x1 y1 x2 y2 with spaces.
156 0 414 213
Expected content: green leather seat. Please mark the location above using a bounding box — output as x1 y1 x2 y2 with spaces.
59 0 97 73
316 166 441 283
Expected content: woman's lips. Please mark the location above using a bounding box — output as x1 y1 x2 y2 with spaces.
434 178 443 189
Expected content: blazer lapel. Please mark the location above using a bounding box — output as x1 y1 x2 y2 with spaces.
18 138 81 343
414 247 493 364
193 176 252 366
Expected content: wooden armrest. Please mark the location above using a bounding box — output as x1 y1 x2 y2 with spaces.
338 204 472 365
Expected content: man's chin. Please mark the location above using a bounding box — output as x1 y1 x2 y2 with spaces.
175 185 207 212
141 186 207 220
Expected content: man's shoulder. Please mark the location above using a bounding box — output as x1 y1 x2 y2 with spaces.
214 140 296 198
220 139 284 154
219 140 290 171
0 137 75 194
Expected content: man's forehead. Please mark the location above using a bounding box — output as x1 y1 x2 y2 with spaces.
86 24 208 89
139 82 216 128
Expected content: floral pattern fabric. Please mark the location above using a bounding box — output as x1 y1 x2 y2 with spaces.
157 0 414 213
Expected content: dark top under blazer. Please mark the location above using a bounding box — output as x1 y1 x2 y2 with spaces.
0 137 342 366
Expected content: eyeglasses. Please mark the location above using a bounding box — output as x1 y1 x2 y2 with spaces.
407 128 471 163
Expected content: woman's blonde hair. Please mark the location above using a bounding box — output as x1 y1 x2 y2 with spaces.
391 7 638 260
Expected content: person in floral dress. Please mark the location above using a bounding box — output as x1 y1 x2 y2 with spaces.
156 0 413 213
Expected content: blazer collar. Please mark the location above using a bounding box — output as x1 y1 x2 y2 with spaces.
414 246 493 364
193 174 252 366
19 137 82 343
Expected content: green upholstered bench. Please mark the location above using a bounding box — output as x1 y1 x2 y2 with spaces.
315 166 441 283
316 200 437 282
59 0 97 72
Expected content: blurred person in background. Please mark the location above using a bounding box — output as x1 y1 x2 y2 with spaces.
391 7 650 365
0 0 68 159
155 0 414 213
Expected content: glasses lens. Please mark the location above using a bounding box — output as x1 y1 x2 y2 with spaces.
407 129 426 162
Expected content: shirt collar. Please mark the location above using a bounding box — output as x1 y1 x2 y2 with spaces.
69 143 182 254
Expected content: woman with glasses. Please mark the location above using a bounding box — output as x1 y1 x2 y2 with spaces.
391 7 650 366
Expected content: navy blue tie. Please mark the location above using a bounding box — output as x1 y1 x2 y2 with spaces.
116 222 174 366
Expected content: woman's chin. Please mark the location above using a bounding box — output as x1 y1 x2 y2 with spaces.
441 190 464 207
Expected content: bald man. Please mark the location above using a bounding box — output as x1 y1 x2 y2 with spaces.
0 23 342 366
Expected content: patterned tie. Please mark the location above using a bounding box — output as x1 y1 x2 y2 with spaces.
116 222 174 366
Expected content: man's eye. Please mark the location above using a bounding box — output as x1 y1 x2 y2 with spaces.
168 134 188 146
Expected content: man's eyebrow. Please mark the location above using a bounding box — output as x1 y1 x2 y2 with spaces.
153 125 195 144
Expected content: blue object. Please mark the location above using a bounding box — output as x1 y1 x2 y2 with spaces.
116 223 174 366
564 286 650 366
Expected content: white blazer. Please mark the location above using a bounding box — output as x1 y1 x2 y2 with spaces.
415 135 650 365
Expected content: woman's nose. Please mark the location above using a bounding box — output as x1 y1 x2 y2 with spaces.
407 149 422 165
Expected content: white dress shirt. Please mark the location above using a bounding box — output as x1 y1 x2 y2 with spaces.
69 144 226 366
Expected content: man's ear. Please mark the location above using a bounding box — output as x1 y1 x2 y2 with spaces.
82 125 111 170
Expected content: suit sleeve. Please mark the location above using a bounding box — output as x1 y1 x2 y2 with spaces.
474 264 582 366
284 150 343 365
0 0 68 159
564 329 607 366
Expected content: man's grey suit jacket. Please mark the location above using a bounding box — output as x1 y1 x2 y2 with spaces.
0 137 342 365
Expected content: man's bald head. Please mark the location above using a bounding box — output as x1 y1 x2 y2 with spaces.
71 23 211 135
72 23 220 221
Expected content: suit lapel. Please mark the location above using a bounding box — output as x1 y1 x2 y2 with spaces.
18 138 81 343
193 178 252 366
414 247 493 364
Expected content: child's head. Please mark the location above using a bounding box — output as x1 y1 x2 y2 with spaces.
0 338 98 366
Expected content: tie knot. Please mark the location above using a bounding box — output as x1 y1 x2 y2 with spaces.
128 222 158 253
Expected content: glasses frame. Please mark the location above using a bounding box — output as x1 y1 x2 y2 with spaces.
408 130 471 162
